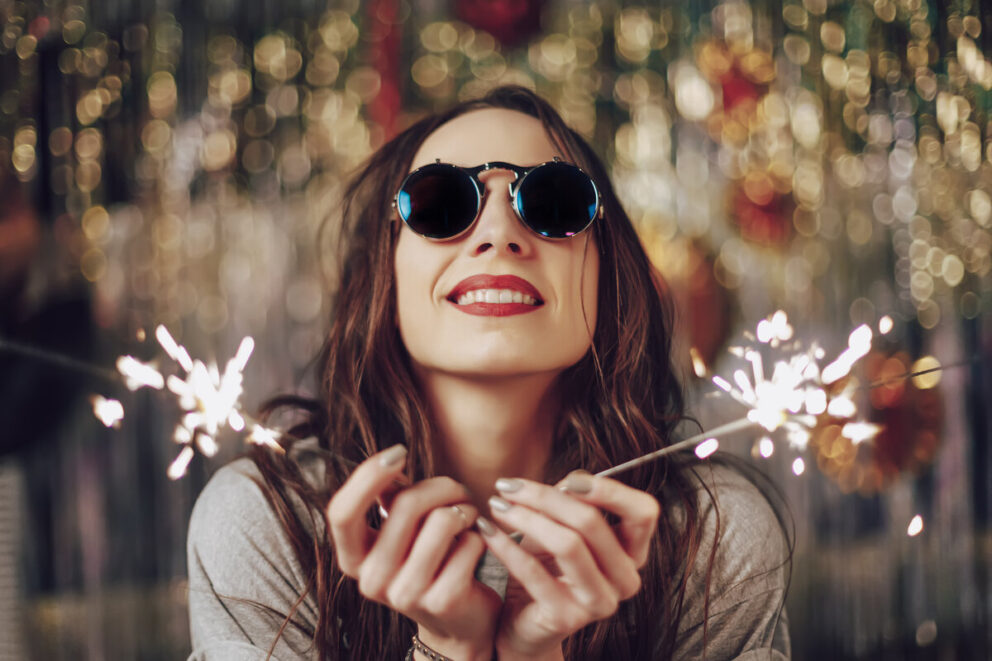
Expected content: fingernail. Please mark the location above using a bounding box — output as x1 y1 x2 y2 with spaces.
494 477 523 493
476 516 497 536
561 470 594 494
379 444 407 467
489 495 512 512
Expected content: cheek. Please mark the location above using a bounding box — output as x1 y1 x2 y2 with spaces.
394 235 420 328
576 241 599 337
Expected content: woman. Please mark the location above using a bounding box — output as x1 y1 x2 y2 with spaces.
186 86 791 660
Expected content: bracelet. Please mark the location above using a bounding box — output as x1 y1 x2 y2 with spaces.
406 633 454 661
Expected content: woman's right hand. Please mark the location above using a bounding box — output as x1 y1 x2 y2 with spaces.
326 445 501 660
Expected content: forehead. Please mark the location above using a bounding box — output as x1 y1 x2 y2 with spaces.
410 108 560 170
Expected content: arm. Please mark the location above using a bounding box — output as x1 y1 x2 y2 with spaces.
186 460 320 661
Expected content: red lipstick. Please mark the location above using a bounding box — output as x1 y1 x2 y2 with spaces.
447 274 544 317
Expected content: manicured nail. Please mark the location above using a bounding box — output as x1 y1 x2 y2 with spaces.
494 477 523 493
379 444 407 467
489 495 512 512
561 470 594 494
476 516 497 537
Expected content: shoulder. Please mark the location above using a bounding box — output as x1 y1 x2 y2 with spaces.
186 456 324 658
672 459 792 659
690 460 790 573
187 454 326 585
188 443 328 548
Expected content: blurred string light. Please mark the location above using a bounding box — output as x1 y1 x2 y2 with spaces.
1 1 989 479
907 514 924 537
1 0 988 349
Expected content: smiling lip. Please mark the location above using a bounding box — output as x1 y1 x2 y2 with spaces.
447 274 544 317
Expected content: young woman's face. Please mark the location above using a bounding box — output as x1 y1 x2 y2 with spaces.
394 108 599 379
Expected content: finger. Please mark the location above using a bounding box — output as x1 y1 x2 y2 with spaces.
357 477 472 599
420 532 491 614
385 504 478 609
488 497 617 614
494 478 641 599
555 471 660 567
476 516 569 608
326 444 408 575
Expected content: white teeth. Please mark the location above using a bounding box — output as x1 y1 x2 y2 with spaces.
454 289 537 306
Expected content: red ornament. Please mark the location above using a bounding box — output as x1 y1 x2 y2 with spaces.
367 0 403 138
730 179 793 245
455 0 546 48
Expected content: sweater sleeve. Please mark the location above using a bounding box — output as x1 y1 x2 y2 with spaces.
186 459 322 661
672 463 791 661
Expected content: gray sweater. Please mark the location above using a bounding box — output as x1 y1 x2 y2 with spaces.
186 450 790 660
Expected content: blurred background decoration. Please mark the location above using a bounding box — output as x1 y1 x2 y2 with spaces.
0 0 989 658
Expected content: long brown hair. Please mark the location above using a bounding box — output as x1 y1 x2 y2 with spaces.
249 86 723 659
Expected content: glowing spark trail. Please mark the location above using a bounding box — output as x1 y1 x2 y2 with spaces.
599 311 882 478
0 315 979 482
91 396 124 429
115 326 281 479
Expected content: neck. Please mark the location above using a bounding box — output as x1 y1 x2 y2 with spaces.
416 369 561 513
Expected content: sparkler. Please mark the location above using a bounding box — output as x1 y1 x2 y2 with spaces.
0 326 283 480
0 310 978 483
115 325 284 479
599 311 886 478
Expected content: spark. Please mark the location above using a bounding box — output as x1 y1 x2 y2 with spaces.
756 309 793 345
907 514 924 536
695 438 719 459
821 324 873 384
155 325 194 372
842 421 883 444
689 346 707 377
116 355 165 390
704 312 879 452
598 311 884 478
116 325 282 478
712 375 733 392
91 395 124 428
248 424 284 451
168 446 195 481
878 315 894 334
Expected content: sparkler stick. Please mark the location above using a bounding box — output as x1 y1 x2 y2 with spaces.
597 417 755 477
865 356 982 389
1 322 985 482
0 335 120 382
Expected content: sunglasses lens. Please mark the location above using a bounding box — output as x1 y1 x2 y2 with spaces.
396 164 478 239
516 162 598 238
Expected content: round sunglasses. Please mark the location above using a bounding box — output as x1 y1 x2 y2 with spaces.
392 158 602 240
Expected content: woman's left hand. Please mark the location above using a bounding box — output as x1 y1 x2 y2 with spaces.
479 471 660 660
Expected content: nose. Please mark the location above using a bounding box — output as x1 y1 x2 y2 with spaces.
467 168 536 257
